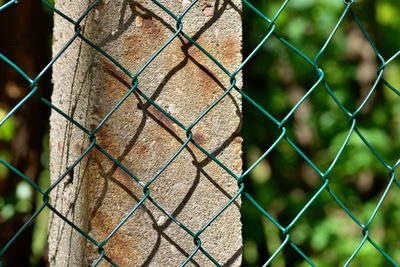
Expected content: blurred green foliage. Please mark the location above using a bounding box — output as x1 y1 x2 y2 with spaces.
0 109 49 265
242 0 399 266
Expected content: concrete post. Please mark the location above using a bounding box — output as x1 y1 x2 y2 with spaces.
49 1 242 266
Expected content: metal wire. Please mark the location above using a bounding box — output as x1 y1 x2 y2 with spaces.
0 0 399 266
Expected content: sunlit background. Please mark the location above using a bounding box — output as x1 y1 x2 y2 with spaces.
242 1 400 266
0 0 399 266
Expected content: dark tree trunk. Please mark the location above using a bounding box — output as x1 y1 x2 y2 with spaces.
0 1 52 266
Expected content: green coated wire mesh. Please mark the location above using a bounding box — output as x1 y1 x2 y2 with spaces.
0 0 399 266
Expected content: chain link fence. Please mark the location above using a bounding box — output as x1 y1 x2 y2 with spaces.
0 0 399 266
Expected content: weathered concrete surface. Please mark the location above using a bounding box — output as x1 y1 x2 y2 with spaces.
49 0 242 266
